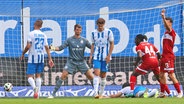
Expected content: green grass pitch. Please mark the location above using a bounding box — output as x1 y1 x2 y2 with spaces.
0 97 184 104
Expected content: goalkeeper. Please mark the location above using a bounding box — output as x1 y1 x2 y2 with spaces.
48 24 94 98
102 83 159 98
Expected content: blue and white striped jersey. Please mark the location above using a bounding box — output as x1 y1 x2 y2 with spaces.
27 30 48 63
91 28 114 61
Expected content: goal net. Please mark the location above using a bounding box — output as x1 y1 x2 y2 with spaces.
0 0 184 97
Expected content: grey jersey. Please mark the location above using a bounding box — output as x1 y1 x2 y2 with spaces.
59 36 91 61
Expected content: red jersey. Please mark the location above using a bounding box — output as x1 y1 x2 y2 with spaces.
162 29 176 59
136 42 159 63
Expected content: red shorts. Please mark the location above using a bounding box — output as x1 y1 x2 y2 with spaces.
135 60 160 75
160 58 174 74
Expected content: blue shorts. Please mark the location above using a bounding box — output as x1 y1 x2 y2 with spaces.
133 86 146 97
26 63 44 75
93 60 108 72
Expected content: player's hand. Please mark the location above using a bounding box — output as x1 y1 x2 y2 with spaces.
49 60 54 68
49 45 55 51
105 55 110 63
161 9 165 18
20 55 24 61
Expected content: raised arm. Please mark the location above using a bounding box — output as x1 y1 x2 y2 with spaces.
161 9 172 32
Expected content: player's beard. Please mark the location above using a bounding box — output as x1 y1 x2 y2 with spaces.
75 33 80 37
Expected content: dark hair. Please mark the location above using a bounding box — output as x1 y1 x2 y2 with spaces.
96 18 105 24
34 19 43 27
165 17 173 23
122 82 130 88
136 34 145 41
142 35 148 41
74 24 82 30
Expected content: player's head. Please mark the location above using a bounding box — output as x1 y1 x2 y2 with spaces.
165 17 173 27
34 19 43 29
74 24 82 36
122 82 130 88
135 34 146 46
96 18 105 32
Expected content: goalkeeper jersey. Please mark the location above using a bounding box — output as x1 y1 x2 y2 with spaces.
27 30 48 63
58 36 91 61
91 28 114 61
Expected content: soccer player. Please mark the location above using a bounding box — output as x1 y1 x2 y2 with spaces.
48 24 94 98
158 9 183 98
130 34 161 91
102 83 159 98
89 18 114 98
20 19 54 99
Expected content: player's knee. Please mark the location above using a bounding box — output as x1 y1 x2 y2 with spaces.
100 72 106 78
86 74 93 80
94 69 100 76
61 71 68 80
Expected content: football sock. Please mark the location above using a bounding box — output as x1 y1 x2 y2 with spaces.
52 79 63 96
90 80 94 88
99 78 106 96
174 83 181 93
36 78 42 93
130 75 136 90
160 83 166 93
28 77 36 89
165 85 170 94
93 75 99 95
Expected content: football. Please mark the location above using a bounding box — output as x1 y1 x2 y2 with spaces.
4 83 13 92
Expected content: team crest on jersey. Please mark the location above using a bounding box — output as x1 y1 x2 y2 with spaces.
64 65 68 69
80 40 83 44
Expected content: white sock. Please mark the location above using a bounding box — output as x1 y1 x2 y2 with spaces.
99 78 106 96
28 77 36 89
36 78 42 93
93 75 99 95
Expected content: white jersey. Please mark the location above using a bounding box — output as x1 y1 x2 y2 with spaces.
27 30 48 63
91 28 114 61
120 86 133 97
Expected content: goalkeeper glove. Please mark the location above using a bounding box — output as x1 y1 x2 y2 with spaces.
49 45 55 51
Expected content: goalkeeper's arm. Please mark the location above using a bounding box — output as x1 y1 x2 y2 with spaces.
49 45 60 51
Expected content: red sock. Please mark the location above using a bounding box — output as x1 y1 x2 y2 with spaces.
130 76 136 90
174 83 181 93
165 85 170 94
160 83 166 93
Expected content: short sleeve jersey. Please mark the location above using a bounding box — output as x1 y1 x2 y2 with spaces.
136 42 159 63
27 30 48 63
91 28 114 61
59 36 91 61
162 29 176 59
